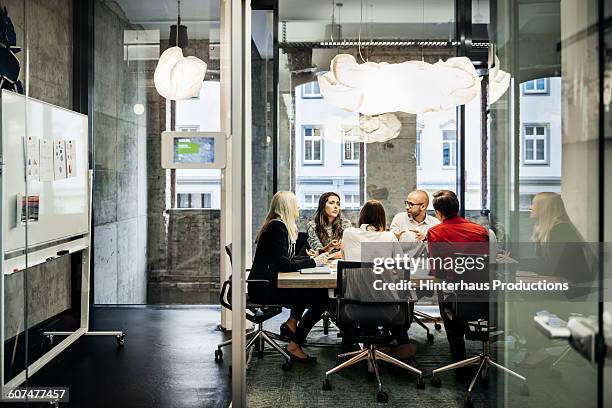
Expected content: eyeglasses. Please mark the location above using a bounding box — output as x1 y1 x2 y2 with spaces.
405 201 424 207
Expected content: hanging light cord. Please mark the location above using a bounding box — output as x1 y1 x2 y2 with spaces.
330 0 335 43
358 0 366 63
421 0 425 61
176 0 181 46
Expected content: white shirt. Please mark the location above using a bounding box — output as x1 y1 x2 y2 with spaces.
389 212 440 242
342 224 403 262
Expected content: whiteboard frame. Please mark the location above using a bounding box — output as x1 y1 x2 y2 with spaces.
0 94 124 393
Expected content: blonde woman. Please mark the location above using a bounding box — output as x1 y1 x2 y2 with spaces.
528 192 593 284
249 191 329 363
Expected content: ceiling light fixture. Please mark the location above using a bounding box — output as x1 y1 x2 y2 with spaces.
154 0 207 100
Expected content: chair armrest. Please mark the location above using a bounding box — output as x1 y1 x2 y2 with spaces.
219 280 232 310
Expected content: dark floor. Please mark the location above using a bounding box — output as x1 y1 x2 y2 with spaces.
9 306 232 408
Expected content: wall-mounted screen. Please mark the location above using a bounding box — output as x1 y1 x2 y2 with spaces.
161 131 226 169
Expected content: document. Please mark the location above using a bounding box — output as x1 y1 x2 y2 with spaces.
65 139 76 178
53 139 66 179
39 138 54 181
299 265 332 274
24 136 40 180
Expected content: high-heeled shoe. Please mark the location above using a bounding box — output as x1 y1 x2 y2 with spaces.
279 322 296 339
283 347 317 363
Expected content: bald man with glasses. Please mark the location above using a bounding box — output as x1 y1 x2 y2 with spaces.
390 190 440 243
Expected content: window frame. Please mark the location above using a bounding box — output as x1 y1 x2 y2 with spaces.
441 130 457 169
303 193 322 209
522 78 549 95
302 125 324 165
341 126 360 165
342 193 360 209
522 123 550 165
301 81 323 99
415 128 423 169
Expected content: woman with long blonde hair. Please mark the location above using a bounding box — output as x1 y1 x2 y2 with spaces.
528 192 592 284
250 191 329 363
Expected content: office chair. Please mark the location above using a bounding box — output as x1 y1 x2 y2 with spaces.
412 309 441 343
429 252 528 408
214 244 292 371
322 261 425 403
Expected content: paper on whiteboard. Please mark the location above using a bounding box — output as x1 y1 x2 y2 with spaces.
24 136 40 180
53 139 66 179
65 139 76 178
39 138 53 181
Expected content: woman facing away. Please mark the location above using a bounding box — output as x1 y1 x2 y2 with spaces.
340 200 416 359
248 191 329 363
305 192 353 260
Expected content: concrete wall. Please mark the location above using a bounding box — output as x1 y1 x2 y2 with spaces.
92 0 147 304
3 0 74 336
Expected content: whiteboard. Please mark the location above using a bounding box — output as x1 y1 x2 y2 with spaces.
1 90 89 253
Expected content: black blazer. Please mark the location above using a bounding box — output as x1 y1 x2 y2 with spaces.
249 220 315 294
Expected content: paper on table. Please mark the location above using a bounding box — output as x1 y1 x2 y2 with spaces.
299 265 332 274
65 139 76 178
24 136 40 180
53 139 66 179
39 138 53 181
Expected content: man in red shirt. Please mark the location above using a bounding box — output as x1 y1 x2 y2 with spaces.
427 190 489 364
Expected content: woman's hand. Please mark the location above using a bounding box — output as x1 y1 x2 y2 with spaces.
323 239 342 252
306 249 318 257
313 252 329 266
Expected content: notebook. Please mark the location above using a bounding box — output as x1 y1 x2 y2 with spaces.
299 265 332 274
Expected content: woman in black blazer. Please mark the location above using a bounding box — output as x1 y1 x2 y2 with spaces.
249 191 329 363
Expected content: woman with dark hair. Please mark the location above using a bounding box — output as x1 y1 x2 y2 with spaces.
340 200 415 358
341 200 401 261
306 192 352 259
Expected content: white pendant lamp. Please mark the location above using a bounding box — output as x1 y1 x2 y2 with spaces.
154 0 207 100
319 54 481 116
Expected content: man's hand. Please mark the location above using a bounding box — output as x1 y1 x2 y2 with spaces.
394 230 406 240
306 249 318 257
410 229 426 241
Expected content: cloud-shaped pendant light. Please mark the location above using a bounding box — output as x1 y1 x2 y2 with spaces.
154 46 207 100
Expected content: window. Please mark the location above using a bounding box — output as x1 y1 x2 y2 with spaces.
523 124 548 164
415 130 422 168
523 78 548 95
303 126 323 164
304 194 321 209
342 127 360 164
177 125 200 132
442 130 457 168
519 194 535 211
301 81 322 98
343 194 360 209
177 193 212 209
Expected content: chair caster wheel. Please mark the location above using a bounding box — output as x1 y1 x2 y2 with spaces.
215 349 223 362
434 323 442 331
377 391 389 403
322 378 332 391
464 395 474 408
281 362 292 371
116 334 125 347
416 377 425 389
520 383 530 396
430 376 442 387
427 333 435 344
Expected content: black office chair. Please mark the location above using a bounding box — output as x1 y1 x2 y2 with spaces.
429 252 528 408
322 261 425 403
214 244 292 371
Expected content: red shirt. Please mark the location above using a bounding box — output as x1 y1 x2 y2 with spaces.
427 216 489 279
